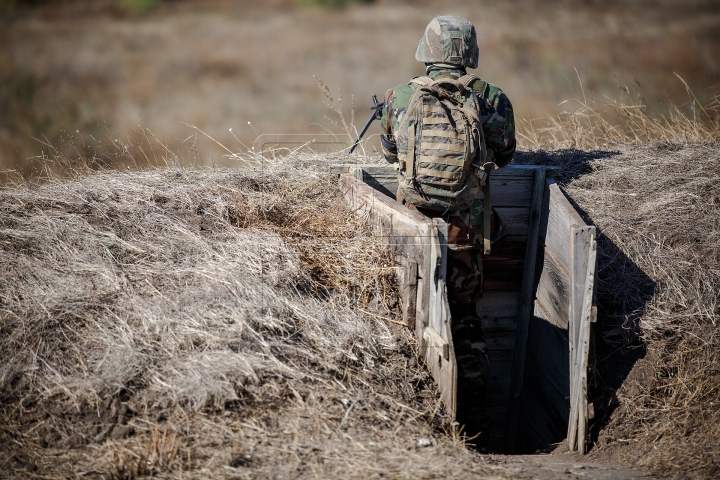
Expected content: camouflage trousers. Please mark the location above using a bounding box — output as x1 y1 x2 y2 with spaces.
403 198 490 435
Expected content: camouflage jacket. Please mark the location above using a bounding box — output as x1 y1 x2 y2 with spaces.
380 66 516 167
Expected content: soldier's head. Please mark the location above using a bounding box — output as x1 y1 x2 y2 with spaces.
415 15 479 69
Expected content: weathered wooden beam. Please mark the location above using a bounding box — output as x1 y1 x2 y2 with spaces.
504 167 547 453
567 226 597 453
331 163 563 178
338 172 457 418
399 258 418 328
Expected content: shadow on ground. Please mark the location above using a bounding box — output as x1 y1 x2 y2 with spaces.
512 148 656 453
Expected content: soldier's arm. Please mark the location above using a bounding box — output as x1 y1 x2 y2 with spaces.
380 89 398 164
481 85 516 168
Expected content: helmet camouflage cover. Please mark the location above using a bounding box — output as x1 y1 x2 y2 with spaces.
415 15 479 69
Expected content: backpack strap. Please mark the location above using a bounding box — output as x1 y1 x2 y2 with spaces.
484 178 492 254
409 76 433 88
458 73 477 88
476 161 498 254
424 78 482 125
407 111 417 179
457 73 494 253
459 74 488 98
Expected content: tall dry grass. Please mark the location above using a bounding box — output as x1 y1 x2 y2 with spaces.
519 76 720 150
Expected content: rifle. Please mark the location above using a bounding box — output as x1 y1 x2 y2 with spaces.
348 94 385 154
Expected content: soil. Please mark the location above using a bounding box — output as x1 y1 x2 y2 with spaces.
492 453 650 480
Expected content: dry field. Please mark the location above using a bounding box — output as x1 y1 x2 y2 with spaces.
1 0 720 175
1 1 720 479
0 99 718 479
0 152 527 479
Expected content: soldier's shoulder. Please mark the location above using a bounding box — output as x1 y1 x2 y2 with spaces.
393 83 416 95
466 76 508 101
388 83 416 108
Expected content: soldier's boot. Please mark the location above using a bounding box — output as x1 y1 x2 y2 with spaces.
451 302 490 438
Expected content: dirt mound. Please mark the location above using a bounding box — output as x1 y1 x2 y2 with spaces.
0 154 521 478
516 143 720 479
2 143 718 478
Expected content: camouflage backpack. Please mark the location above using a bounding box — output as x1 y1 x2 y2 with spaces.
395 74 489 213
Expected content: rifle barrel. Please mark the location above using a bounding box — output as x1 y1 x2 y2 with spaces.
349 95 384 154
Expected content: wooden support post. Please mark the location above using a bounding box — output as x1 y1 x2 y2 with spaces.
504 167 546 454
399 258 418 328
567 227 597 453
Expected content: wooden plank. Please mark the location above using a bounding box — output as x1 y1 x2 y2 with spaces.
360 167 398 201
485 330 517 351
492 165 563 178
490 176 535 208
517 306 573 453
567 226 585 451
483 239 528 260
416 276 427 356
424 218 457 418
516 378 570 452
504 168 546 453
483 260 524 291
527 306 571 403
535 252 571 330
542 180 586 272
429 218 447 335
424 322 457 417
330 164 392 175
483 239 526 292
355 165 396 176
494 207 530 236
398 258 418 328
476 291 520 319
343 171 457 418
340 173 431 234
364 177 398 200
568 226 597 454
482 315 518 334
502 234 529 244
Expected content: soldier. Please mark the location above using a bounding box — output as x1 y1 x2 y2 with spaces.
379 15 516 437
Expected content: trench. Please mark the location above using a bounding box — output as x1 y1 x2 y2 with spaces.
337 163 597 456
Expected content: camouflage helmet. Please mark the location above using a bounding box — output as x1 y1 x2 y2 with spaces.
415 15 479 69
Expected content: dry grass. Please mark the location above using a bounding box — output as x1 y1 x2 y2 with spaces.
519 77 720 150
514 94 720 478
0 149 523 478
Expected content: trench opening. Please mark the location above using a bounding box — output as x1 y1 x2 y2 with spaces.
358 165 580 455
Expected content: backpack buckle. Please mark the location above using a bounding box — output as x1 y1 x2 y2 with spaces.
472 163 487 182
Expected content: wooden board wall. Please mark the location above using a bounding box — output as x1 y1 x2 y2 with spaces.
512 178 596 454
334 164 595 455
338 172 458 417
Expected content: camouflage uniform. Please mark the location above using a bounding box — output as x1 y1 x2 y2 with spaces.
380 15 516 436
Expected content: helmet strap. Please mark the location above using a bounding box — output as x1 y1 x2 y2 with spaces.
426 62 467 75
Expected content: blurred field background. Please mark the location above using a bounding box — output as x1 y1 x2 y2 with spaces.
1 0 719 175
